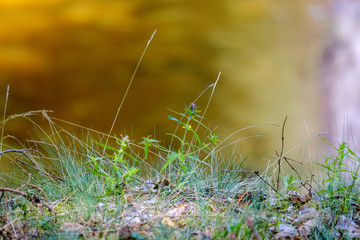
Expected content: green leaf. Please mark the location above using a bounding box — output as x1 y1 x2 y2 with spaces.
168 115 183 124
189 129 202 145
314 162 328 169
128 167 139 176
140 136 160 158
160 152 178 173
113 165 122 178
188 155 210 166
123 151 139 162
95 141 119 151
317 189 327 194
327 182 334 193
88 166 109 178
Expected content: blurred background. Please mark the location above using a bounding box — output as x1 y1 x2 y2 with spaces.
0 0 332 169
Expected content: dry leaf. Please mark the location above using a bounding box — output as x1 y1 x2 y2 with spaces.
162 203 195 227
60 222 84 232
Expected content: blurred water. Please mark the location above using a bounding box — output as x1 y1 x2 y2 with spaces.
0 0 330 169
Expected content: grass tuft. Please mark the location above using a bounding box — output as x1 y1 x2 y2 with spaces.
0 103 360 239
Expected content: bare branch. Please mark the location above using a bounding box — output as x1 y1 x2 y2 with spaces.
0 149 43 166
15 158 65 181
0 187 27 197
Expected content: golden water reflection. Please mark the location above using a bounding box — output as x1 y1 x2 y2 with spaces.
0 0 330 169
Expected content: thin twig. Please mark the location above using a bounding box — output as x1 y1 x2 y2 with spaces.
221 168 281 197
0 149 42 166
14 158 65 181
280 116 287 157
0 196 22 207
276 151 281 193
0 187 27 197
304 175 313 199
276 116 287 192
273 117 315 196
254 171 283 197
41 202 55 214
52 189 78 208
283 157 309 191
3 193 8 226
0 148 43 157
0 149 57 185
17 173 32 191
27 184 48 202
246 218 261 240
1 218 20 234
0 187 55 214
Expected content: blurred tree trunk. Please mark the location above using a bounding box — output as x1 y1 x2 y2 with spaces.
321 0 360 152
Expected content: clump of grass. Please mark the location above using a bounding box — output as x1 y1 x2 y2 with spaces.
2 100 360 239
316 140 360 212
0 105 257 238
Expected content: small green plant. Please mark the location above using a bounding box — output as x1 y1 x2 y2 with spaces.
140 136 162 159
156 103 220 183
86 136 139 196
283 174 300 191
316 139 360 213
213 220 242 240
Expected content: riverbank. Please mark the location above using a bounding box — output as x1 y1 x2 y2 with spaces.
0 107 359 239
